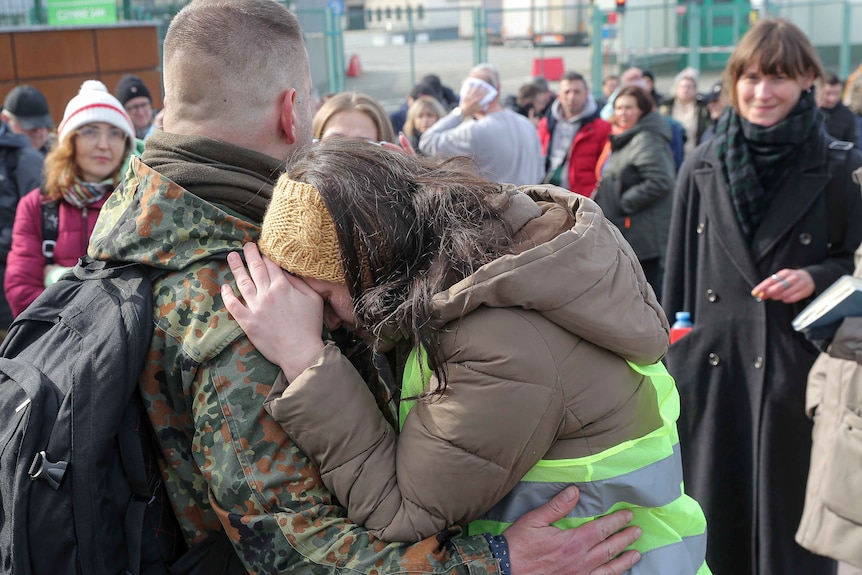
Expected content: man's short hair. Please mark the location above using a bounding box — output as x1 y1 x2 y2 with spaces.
164 0 304 62
561 71 587 90
532 76 550 92
409 82 437 101
621 67 644 84
469 64 501 90
821 71 842 87
163 0 306 115
516 82 543 106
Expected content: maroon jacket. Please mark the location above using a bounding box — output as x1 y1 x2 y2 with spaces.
538 110 611 198
5 188 109 316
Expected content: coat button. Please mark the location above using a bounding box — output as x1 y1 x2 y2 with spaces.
696 222 706 234
708 353 720 366
754 356 764 369
798 233 812 246
707 289 719 302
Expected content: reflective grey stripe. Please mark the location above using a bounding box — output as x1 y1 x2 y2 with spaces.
478 443 684 523
631 531 709 575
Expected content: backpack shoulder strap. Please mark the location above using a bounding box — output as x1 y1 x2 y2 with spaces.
826 140 854 253
6 146 18 189
40 200 59 265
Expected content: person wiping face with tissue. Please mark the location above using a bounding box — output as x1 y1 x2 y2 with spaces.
460 76 498 113
418 63 545 186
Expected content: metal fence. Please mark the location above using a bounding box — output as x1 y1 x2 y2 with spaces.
4 0 862 108
762 0 860 80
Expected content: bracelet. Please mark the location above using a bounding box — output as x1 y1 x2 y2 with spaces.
482 533 511 575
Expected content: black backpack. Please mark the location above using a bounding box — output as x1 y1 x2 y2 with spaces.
0 257 246 575
0 257 182 574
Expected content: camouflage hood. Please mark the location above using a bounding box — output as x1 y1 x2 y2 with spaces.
89 156 261 269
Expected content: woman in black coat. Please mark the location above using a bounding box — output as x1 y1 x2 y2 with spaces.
594 85 675 294
663 18 862 575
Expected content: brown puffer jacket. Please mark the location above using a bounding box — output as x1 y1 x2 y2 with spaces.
265 185 670 541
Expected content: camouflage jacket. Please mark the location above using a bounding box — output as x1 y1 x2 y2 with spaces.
88 157 501 575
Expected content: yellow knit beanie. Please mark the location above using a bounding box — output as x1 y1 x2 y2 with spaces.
259 176 346 284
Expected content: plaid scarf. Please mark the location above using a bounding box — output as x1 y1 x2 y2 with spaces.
60 179 114 209
714 89 820 241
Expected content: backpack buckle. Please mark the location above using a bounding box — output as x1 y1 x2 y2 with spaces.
134 472 162 506
28 450 68 490
829 140 854 151
42 239 56 260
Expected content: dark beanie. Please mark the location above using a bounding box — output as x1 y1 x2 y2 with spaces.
114 74 152 106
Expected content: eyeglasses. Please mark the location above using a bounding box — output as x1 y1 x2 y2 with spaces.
125 101 152 113
77 125 126 144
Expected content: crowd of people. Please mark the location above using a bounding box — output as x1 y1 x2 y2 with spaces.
1 2 862 575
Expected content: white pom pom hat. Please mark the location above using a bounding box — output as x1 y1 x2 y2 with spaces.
57 80 135 145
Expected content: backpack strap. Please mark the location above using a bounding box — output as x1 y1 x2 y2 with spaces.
118 394 167 575
40 200 60 265
826 140 853 253
5 145 19 194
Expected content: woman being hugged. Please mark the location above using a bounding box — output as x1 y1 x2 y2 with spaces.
593 85 676 295
662 18 862 575
223 137 710 574
5 80 134 316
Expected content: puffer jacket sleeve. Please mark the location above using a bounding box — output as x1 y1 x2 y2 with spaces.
5 188 47 316
266 309 565 542
617 131 676 216
168 334 499 574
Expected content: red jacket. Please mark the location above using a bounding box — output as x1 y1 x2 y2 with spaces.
5 188 109 316
538 110 611 198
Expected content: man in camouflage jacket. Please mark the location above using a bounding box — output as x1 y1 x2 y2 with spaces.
88 1 642 573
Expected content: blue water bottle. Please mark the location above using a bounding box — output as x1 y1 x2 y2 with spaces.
670 311 693 345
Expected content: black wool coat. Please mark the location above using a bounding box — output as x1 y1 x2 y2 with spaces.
662 131 862 575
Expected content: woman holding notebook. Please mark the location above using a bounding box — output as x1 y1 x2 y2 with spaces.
662 18 862 575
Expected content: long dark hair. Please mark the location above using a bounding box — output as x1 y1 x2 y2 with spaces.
285 137 514 394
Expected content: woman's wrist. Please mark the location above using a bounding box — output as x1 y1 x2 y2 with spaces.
279 340 326 382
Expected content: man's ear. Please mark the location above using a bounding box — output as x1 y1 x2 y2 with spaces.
280 87 298 145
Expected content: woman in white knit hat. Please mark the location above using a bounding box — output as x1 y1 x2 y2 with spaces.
5 80 135 316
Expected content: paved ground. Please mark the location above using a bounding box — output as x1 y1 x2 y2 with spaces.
338 29 724 112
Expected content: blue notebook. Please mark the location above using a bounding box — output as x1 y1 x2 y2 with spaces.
792 275 862 331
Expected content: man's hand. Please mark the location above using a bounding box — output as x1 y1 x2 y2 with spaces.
505 486 642 575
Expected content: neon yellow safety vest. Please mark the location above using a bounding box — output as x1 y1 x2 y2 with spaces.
401 349 711 575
